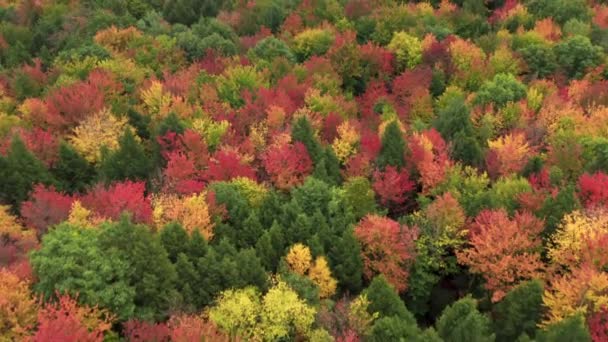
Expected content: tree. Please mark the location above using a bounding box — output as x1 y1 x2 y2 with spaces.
364 275 414 321
262 142 313 190
159 222 190 263
475 73 526 108
205 150 257 182
554 35 603 79
69 108 131 163
152 192 214 240
285 243 312 276
487 133 531 178
436 296 495 342
209 281 317 341
81 181 153 224
387 31 422 71
163 0 222 26
30 223 136 320
408 129 452 192
355 215 418 292
456 209 544 302
100 129 151 183
291 116 323 165
369 316 441 342
340 177 377 220
376 121 405 169
308 256 337 299
372 166 415 207
31 294 114 342
0 269 37 341
578 172 608 209
97 216 177 321
536 314 591 342
20 185 73 237
493 279 544 342
0 136 52 209
51 142 95 194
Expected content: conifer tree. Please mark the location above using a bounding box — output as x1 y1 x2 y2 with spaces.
0 136 53 209
51 142 95 194
436 296 495 342
100 129 151 183
376 121 405 169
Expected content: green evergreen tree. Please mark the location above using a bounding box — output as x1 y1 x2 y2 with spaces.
436 296 495 342
162 0 222 26
97 216 178 320
291 116 323 164
370 316 442 342
51 142 95 194
328 228 363 293
100 129 152 183
535 314 591 342
159 222 190 263
234 248 268 292
376 120 405 169
365 275 415 321
493 280 544 342
187 230 209 260
174 252 199 311
255 221 285 271
0 136 53 208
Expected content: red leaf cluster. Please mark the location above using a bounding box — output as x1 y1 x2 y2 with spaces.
262 142 313 190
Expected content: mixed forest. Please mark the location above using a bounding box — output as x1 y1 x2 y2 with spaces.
4 0 608 340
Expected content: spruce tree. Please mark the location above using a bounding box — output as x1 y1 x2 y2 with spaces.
52 142 95 194
493 280 544 342
376 121 405 169
292 116 323 163
365 275 415 321
535 314 591 342
436 296 495 342
255 221 285 271
160 222 190 263
100 129 151 183
0 136 52 208
328 228 363 293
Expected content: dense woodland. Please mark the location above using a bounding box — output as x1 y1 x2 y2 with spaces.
3 0 608 340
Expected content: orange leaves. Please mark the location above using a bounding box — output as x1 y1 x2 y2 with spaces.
31 294 114 342
408 129 451 192
543 265 608 326
354 215 418 293
285 244 337 298
0 268 37 341
457 209 544 302
486 132 531 178
152 192 214 240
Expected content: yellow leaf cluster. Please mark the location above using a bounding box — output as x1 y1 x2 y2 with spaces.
348 294 378 336
94 26 142 54
152 193 214 239
487 132 530 176
70 108 131 163
231 177 268 208
549 210 608 268
307 256 337 298
332 121 359 163
209 281 316 341
0 269 37 341
286 243 312 275
543 266 608 326
140 81 173 118
191 118 230 149
285 244 338 298
67 201 96 229
0 205 22 239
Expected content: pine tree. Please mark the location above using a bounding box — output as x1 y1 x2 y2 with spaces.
292 116 323 164
255 221 285 271
436 296 495 342
364 275 415 321
493 280 544 342
51 142 96 194
535 314 591 342
100 129 152 183
160 222 190 263
0 136 53 209
328 228 363 293
376 121 405 169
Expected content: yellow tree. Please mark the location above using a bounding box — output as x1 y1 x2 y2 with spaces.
332 121 359 163
308 256 337 299
152 192 214 239
0 269 37 341
285 243 312 276
70 108 131 163
549 209 608 269
543 265 608 326
487 133 531 177
209 282 317 341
